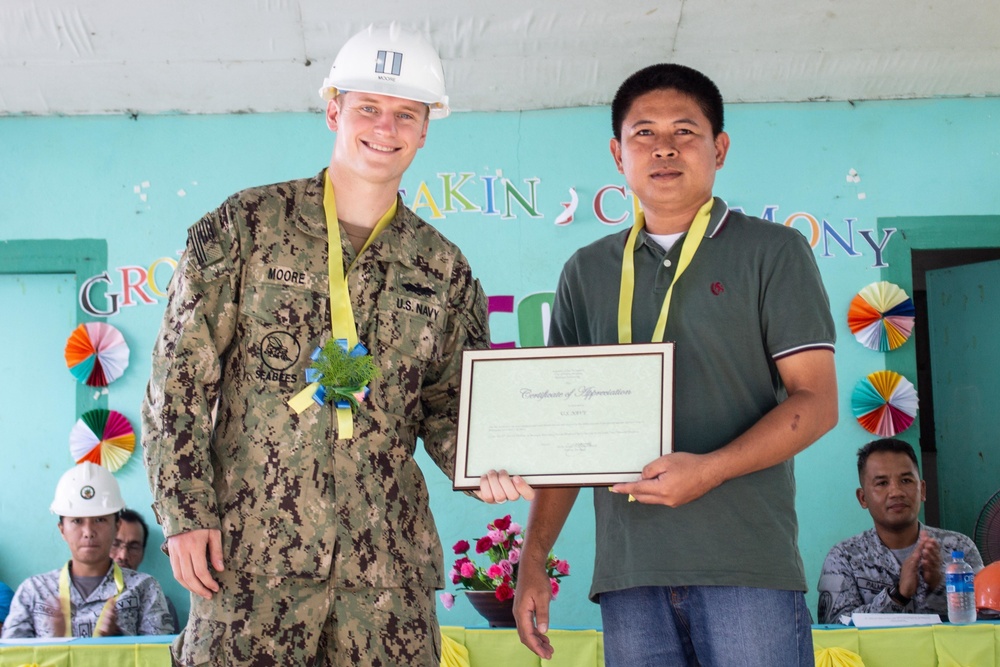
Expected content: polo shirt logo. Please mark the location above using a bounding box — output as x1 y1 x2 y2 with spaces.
711 282 725 296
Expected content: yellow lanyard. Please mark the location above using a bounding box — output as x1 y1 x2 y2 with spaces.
59 561 124 638
322 173 397 348
617 199 714 343
288 171 396 437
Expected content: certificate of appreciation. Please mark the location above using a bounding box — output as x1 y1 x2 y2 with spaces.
453 343 673 489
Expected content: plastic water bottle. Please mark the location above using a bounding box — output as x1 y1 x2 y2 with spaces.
945 550 977 624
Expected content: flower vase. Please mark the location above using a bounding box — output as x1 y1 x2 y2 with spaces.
465 591 516 628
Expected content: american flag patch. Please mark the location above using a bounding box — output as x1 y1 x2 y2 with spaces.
188 218 224 267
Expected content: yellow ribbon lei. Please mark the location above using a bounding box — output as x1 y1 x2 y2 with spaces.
59 560 124 637
287 171 396 440
617 198 714 344
615 199 713 502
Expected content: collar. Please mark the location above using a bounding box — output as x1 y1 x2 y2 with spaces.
359 201 419 269
632 196 731 252
296 169 418 269
60 560 122 604
704 196 731 238
66 559 117 580
871 522 924 551
293 170 328 239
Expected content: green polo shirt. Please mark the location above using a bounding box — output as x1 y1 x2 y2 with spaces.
549 198 836 598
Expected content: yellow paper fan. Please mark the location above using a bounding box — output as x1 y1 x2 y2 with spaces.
867 370 902 397
857 281 910 312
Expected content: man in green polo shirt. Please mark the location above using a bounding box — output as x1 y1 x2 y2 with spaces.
514 63 838 666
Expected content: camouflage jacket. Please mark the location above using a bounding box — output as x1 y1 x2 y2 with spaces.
141 170 489 588
817 525 983 624
1 563 172 638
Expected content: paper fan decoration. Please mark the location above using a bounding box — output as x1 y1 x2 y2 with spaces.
848 281 915 352
851 371 919 436
64 323 130 386
69 409 136 472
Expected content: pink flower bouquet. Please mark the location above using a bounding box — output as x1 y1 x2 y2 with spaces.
441 514 570 608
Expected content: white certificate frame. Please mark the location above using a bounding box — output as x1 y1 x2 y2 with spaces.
453 342 674 489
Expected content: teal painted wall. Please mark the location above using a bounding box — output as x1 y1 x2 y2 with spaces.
0 97 998 631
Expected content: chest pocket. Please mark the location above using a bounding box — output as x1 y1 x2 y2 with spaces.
375 274 447 362
239 283 326 377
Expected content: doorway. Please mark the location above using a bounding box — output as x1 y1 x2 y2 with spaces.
0 239 107 587
911 250 1000 528
881 215 1000 531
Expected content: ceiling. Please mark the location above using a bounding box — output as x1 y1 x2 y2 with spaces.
2 0 998 116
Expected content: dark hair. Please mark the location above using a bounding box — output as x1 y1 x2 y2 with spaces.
118 508 150 548
611 63 725 140
856 438 919 479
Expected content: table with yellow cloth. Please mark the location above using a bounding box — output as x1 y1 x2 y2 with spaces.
0 634 173 667
3 624 1000 666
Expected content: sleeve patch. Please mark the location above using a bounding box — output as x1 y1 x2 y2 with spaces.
460 278 489 342
188 218 224 267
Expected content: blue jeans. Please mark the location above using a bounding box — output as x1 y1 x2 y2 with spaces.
600 586 815 667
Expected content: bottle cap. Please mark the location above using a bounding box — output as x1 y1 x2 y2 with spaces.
953 550 965 559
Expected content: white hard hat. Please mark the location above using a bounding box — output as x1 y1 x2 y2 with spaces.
319 23 450 119
50 462 126 517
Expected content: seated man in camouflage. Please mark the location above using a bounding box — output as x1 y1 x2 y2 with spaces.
2 463 173 638
817 438 982 624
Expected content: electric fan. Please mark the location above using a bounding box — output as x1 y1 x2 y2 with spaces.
974 490 1000 566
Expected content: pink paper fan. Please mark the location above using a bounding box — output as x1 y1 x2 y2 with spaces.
69 409 135 472
64 323 130 386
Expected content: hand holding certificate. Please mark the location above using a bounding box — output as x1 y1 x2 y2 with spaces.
453 343 674 489
476 469 535 503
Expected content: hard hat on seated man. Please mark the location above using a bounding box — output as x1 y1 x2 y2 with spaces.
50 462 126 571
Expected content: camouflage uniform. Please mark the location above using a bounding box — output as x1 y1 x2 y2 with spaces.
141 170 489 666
817 525 983 624
1 563 172 638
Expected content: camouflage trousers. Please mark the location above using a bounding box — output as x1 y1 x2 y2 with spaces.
172 568 440 667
